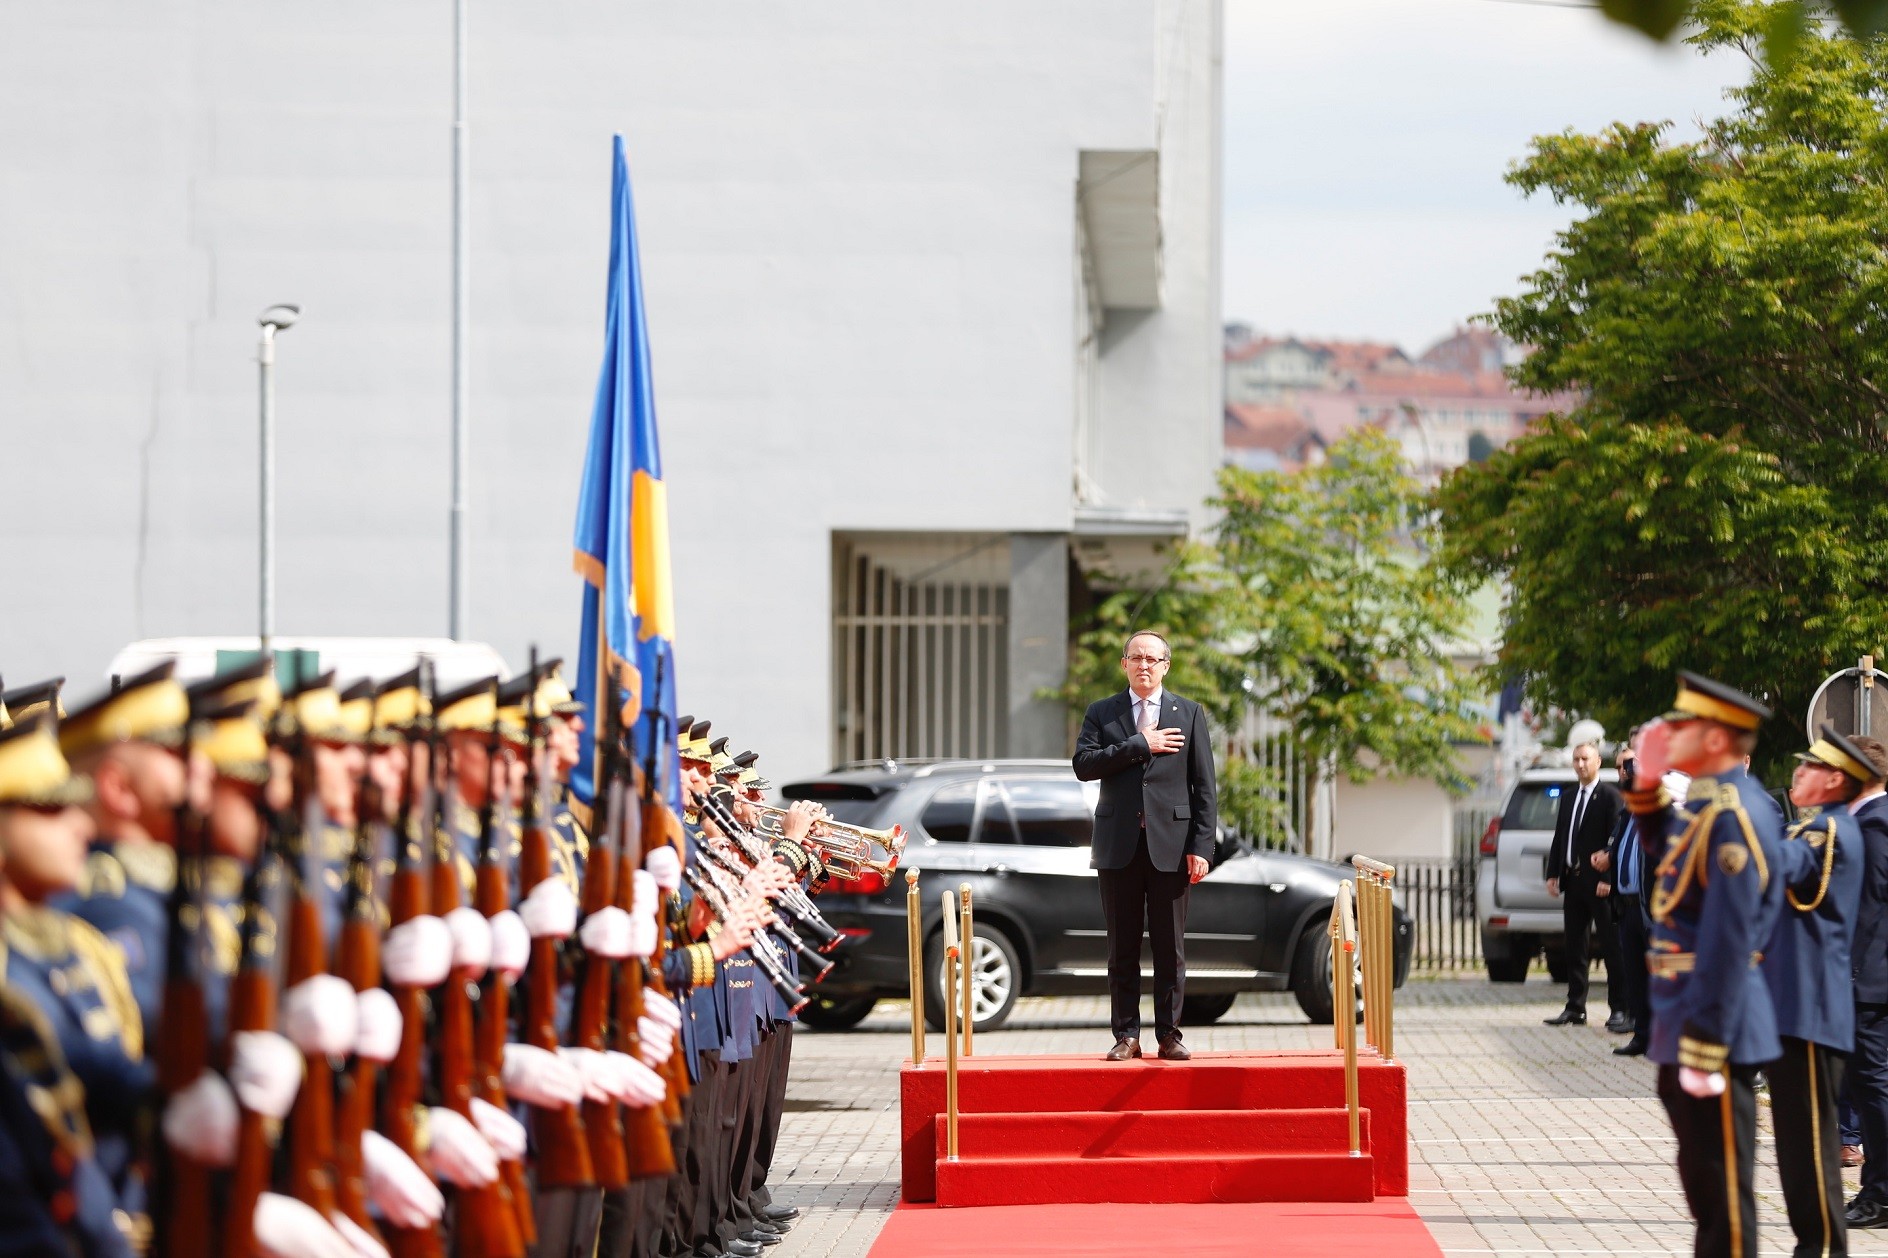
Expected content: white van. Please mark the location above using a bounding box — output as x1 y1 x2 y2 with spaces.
103 636 512 694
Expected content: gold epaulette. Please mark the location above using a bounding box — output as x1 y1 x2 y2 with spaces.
1676 1035 1729 1073
79 850 125 900
111 840 175 894
1623 784 1672 815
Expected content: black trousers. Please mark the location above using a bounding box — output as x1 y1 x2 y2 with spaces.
1769 1036 1848 1258
1096 832 1190 1042
529 1184 602 1258
1659 1063 1761 1258
1560 884 1613 1012
746 1024 792 1214
1855 1003 1888 1204
1612 893 1650 1034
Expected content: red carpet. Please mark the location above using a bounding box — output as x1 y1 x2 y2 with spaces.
901 1051 1407 1205
864 1200 1445 1258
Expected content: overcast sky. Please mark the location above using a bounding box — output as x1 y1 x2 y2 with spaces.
1222 0 1753 354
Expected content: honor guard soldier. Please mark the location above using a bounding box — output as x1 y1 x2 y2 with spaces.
1 677 67 731
0 713 153 1255
1627 672 1785 1258
1764 723 1870 1258
0 718 135 1257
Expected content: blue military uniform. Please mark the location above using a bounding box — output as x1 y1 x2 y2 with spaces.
1762 725 1871 1257
1632 673 1786 1258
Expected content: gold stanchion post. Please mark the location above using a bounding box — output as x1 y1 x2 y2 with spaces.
1351 855 1397 1062
1334 882 1361 1156
944 942 960 1160
906 869 924 1066
959 882 974 1057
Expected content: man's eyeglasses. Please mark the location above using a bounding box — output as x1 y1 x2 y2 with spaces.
1123 654 1169 666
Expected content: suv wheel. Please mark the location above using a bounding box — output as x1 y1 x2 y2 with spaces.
924 922 1021 1033
796 995 878 1032
1482 930 1534 984
1179 993 1238 1026
1290 921 1364 1026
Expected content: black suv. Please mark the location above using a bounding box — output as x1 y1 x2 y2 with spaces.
785 759 1413 1032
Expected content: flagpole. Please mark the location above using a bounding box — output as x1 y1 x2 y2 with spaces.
449 0 470 639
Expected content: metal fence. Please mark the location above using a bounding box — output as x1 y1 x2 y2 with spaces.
1394 856 1480 973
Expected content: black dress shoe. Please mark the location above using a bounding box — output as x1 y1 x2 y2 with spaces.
758 1205 799 1225
722 1241 765 1258
1604 1011 1634 1034
1613 1039 1648 1057
741 1230 783 1247
1106 1037 1142 1061
1543 1008 1586 1026
1849 1197 1888 1229
1157 1034 1190 1061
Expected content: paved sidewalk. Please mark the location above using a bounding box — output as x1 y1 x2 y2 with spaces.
764 978 1884 1258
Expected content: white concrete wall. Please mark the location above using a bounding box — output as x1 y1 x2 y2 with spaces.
1333 775 1455 862
0 1 1222 787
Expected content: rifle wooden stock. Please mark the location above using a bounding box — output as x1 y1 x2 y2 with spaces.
574 771 628 1190
520 793 593 1189
156 972 212 1257
285 869 339 1219
619 788 676 1178
382 833 443 1258
474 855 537 1247
224 840 285 1258
432 817 525 1258
333 821 385 1247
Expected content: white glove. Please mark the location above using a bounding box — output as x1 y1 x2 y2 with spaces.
635 1016 674 1068
625 909 657 960
361 1131 444 1228
230 1031 303 1119
557 1046 618 1105
520 878 580 939
354 988 403 1064
283 975 359 1057
642 991 682 1032
253 1193 356 1258
423 1106 499 1187
501 1042 583 1108
331 1212 390 1258
606 1051 666 1107
645 845 682 892
383 916 454 987
579 906 634 959
1679 1066 1727 1098
488 910 529 981
469 1097 527 1161
630 870 659 915
444 906 492 976
163 1071 239 1166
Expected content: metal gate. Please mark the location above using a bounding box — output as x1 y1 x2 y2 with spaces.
832 535 1010 766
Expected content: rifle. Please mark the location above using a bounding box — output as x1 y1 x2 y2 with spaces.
518 652 595 1190
473 683 536 1247
223 792 289 1257
617 653 676 1178
154 716 211 1258
572 677 629 1190
280 718 341 1222
332 753 386 1248
381 669 443 1258
432 680 526 1258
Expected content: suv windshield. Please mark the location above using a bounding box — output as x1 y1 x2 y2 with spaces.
779 782 895 827
1504 781 1571 831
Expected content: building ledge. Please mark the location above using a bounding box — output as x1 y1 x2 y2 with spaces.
1079 150 1162 310
1072 505 1190 538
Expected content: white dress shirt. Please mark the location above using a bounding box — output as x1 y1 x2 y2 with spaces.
1133 688 1166 731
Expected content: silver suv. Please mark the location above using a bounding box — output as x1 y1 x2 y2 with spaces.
1475 766 1619 983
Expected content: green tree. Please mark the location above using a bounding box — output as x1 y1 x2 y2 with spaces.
1437 0 1888 773
1058 431 1483 849
1605 0 1884 63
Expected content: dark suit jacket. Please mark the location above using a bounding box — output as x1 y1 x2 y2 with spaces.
1544 778 1623 895
1851 793 1888 1004
1072 689 1218 873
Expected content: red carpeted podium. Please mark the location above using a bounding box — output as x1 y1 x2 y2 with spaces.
900 1050 1406 1208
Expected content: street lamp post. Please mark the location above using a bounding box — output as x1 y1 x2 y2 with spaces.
257 304 301 657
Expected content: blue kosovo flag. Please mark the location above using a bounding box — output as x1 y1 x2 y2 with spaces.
571 135 681 839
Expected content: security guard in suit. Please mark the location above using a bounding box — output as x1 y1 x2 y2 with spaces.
1764 724 1870 1258
1627 672 1785 1258
0 714 153 1255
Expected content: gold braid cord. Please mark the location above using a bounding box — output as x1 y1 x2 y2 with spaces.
1786 818 1839 913
1652 802 1720 925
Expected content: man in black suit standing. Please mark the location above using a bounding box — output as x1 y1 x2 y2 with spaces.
1073 631 1218 1063
1543 741 1623 1026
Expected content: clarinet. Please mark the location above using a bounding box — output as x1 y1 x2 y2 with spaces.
681 866 806 1014
689 790 841 951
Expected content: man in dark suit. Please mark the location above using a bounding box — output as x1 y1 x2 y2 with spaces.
1543 741 1623 1026
1598 739 1652 1054
1843 735 1888 1228
1072 631 1218 1062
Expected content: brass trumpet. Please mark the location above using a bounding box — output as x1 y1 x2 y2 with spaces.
746 802 908 881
